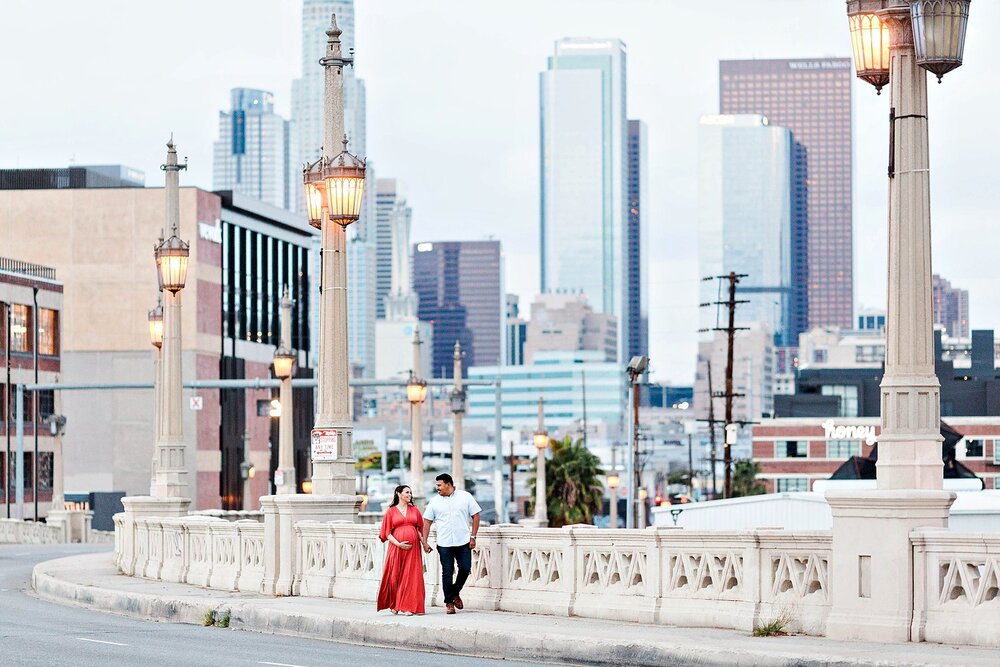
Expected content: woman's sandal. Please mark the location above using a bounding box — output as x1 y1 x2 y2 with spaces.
401 611 414 616
391 609 398 615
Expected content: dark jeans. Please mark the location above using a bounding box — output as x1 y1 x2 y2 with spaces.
437 543 472 604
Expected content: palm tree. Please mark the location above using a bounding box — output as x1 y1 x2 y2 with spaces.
731 459 766 497
526 436 605 528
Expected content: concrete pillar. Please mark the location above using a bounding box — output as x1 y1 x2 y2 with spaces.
410 326 424 503
826 6 954 642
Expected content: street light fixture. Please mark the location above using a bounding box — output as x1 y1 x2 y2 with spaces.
149 138 190 503
154 233 189 294
607 472 620 530
147 298 163 349
273 344 296 380
848 11 890 93
530 397 550 527
911 0 971 81
301 15 367 511
406 371 428 404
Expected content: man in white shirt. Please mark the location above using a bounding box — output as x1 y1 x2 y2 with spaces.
422 472 481 614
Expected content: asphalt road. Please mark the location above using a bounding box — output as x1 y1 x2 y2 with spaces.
0 544 548 667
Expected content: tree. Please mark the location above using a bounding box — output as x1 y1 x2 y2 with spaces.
730 459 766 497
526 436 605 528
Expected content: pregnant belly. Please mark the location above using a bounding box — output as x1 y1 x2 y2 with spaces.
393 525 419 543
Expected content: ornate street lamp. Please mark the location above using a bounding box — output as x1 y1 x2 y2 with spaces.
301 14 367 513
273 288 296 495
450 341 466 488
154 232 189 294
825 0 974 642
406 371 428 405
529 397 550 527
148 138 190 504
848 10 891 93
911 0 971 82
607 472 620 530
147 298 163 349
273 344 296 381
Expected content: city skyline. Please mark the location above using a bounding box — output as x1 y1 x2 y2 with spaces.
3 0 998 384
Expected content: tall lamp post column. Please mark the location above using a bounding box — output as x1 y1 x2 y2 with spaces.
406 326 428 503
303 15 366 505
273 287 297 495
529 398 549 527
151 139 190 501
607 473 620 529
826 0 972 642
450 341 466 488
147 297 163 491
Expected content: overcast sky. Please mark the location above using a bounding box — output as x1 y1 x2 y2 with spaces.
2 0 998 384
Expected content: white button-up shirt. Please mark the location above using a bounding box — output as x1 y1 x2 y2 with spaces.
424 489 482 547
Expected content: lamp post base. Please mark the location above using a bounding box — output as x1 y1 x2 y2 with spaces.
261 493 361 596
825 489 954 642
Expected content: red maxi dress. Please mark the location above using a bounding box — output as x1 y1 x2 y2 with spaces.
376 504 426 614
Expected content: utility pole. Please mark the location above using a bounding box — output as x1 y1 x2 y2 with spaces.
699 272 747 499
722 272 740 498
706 359 718 499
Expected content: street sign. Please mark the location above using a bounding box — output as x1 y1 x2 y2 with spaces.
311 429 339 461
189 396 203 411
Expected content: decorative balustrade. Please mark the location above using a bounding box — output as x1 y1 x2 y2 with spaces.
112 514 837 636
0 519 64 544
912 529 1000 647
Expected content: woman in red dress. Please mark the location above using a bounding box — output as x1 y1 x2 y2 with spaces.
377 485 428 615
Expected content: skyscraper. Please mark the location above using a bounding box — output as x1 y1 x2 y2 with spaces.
626 119 648 361
698 115 792 343
413 241 503 378
719 58 853 333
212 88 298 211
933 274 970 339
374 179 414 319
540 38 628 362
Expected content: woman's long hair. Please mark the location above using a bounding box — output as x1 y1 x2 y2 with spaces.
389 485 413 507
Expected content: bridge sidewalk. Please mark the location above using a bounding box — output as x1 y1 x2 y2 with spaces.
32 552 996 667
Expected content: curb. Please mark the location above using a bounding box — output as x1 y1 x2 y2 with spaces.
27 556 962 667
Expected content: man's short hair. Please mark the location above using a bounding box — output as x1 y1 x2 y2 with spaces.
436 473 455 486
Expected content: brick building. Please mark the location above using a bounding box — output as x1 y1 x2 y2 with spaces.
1 176 316 511
752 417 1000 492
1 258 63 517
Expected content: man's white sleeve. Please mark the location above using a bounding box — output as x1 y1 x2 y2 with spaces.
468 493 482 516
424 498 437 522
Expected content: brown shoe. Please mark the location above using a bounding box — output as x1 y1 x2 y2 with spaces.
446 603 456 614
453 595 464 610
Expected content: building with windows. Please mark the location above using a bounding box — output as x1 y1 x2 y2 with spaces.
505 294 527 367
0 165 144 190
413 241 502 378
467 350 624 435
693 324 776 424
540 38 628 362
856 307 886 332
752 416 1000 493
626 119 648 362
933 273 970 339
212 88 298 212
776 329 1000 420
720 58 853 334
0 177 317 511
1 258 63 518
698 114 792 343
523 292 617 364
374 179 415 320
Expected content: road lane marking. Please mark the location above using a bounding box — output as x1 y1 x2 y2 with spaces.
259 662 309 667
76 638 129 646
